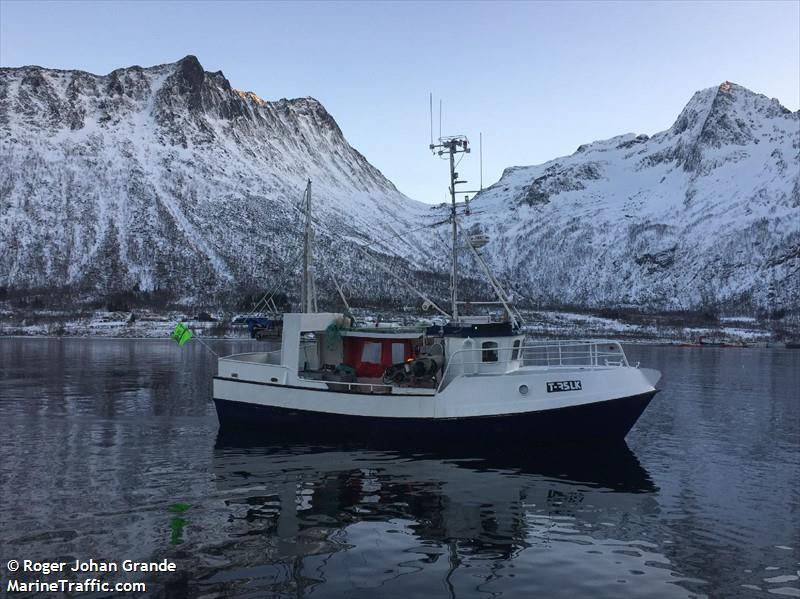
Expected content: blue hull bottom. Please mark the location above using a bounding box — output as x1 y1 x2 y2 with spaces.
213 391 657 444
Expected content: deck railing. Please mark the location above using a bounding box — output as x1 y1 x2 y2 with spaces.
520 340 629 368
438 340 629 391
221 349 283 365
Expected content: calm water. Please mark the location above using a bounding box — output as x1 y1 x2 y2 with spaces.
0 339 798 598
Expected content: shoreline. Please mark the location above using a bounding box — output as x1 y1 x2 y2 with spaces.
0 332 791 349
1 307 794 347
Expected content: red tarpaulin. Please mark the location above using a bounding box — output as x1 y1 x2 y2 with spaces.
343 337 413 378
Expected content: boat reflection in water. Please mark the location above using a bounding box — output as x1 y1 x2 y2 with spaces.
198 434 699 598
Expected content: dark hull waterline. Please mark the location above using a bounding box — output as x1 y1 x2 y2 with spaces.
213 391 658 444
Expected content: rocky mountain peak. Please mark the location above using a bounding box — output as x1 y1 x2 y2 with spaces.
658 81 798 172
177 55 203 79
0 56 435 303
669 81 793 138
468 81 798 311
174 54 206 103
154 55 241 120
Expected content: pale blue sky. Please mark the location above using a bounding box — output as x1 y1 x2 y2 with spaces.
2 0 798 203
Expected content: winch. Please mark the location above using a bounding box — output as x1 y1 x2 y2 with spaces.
383 356 440 386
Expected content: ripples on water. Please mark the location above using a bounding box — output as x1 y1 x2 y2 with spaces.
0 339 797 598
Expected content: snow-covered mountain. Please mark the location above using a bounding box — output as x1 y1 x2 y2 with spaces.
0 56 446 306
1 57 797 313
468 81 799 311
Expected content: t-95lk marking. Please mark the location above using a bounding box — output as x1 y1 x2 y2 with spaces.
546 380 582 393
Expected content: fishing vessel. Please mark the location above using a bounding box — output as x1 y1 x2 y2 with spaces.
213 135 661 442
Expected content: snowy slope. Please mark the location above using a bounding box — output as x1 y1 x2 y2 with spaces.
468 82 799 311
1 61 797 313
0 56 445 304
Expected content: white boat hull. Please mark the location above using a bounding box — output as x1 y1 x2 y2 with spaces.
212 365 659 443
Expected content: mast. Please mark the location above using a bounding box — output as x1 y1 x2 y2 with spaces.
449 147 458 321
431 136 470 322
300 179 316 313
428 123 518 327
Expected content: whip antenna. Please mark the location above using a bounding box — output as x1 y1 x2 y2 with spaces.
480 132 483 190
429 93 433 146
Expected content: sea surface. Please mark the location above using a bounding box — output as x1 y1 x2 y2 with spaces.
0 338 798 598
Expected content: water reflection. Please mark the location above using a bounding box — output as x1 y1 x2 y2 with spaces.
194 437 693 598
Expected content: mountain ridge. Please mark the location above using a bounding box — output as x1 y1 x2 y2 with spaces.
0 55 451 307
470 81 799 311
1 57 797 314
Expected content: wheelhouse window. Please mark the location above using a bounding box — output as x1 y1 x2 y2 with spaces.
482 341 499 363
391 342 406 364
511 339 521 360
361 342 382 364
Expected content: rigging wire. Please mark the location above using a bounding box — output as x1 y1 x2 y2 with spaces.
351 245 451 318
284 192 449 253
319 253 352 316
250 190 513 322
248 248 306 316
247 190 451 315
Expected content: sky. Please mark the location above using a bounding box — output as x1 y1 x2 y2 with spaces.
1 0 798 204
